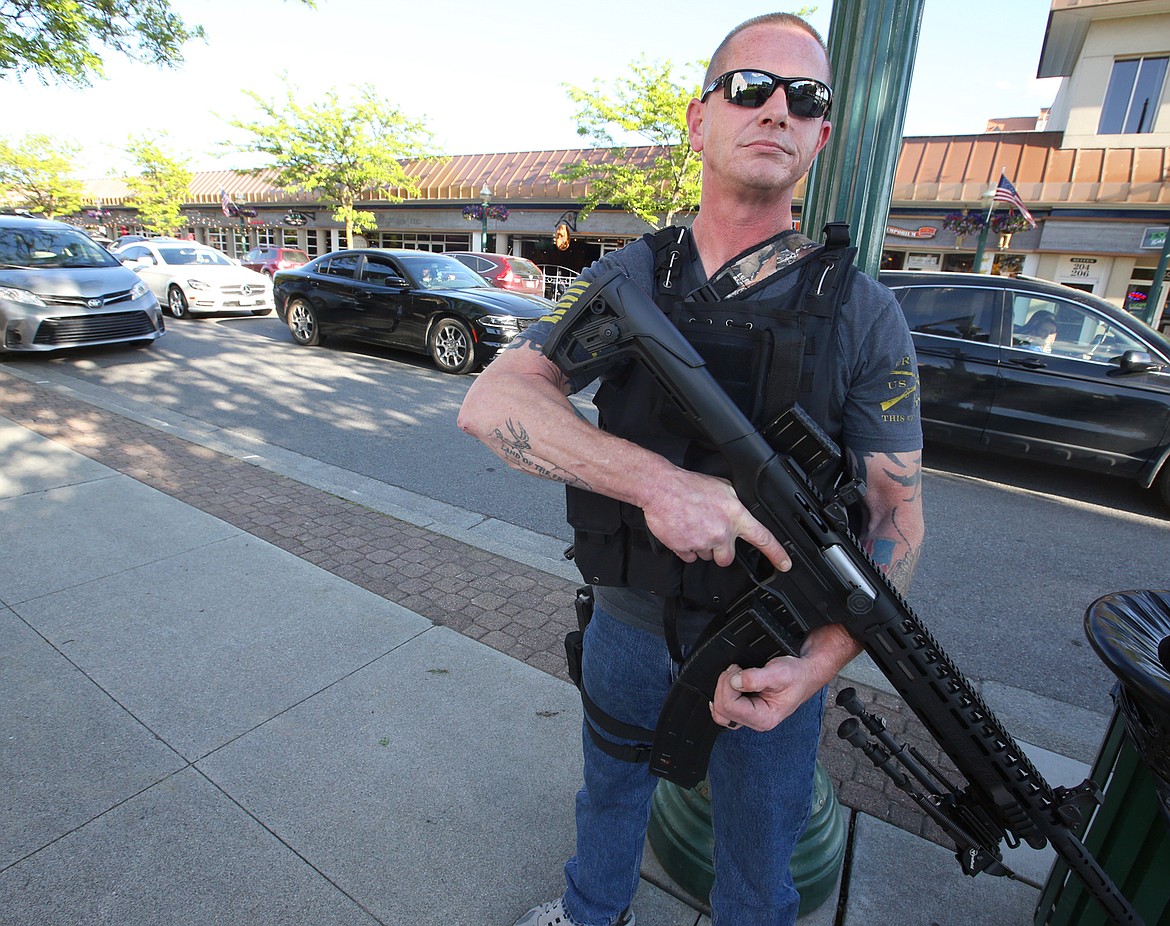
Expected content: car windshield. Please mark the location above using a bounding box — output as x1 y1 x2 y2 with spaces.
157 246 233 267
399 252 490 290
0 225 120 269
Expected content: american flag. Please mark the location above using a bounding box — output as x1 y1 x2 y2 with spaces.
992 173 1036 227
220 188 238 218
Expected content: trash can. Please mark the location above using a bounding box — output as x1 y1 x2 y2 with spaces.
1087 590 1170 822
1034 589 1170 926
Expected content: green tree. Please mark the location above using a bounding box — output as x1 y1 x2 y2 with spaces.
226 82 438 246
553 57 705 230
0 0 205 87
0 1 315 88
0 133 85 218
124 136 192 236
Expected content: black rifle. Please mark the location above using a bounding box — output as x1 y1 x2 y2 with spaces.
543 267 1142 926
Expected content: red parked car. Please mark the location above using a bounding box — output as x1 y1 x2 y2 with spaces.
242 246 310 277
448 251 545 295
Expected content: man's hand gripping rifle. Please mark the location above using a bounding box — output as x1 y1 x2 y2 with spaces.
543 268 1142 926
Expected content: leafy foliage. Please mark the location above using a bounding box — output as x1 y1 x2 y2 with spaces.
225 82 438 245
124 136 193 236
0 0 206 87
0 133 85 218
553 57 704 230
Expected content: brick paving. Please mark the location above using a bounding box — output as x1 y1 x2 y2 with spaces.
0 367 956 847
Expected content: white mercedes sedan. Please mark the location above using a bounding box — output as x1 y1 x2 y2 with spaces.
114 240 273 319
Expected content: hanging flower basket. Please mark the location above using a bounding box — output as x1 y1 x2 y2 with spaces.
462 204 509 222
990 212 1034 234
942 210 986 238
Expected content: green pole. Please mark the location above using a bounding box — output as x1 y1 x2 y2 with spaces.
972 222 990 275
1143 227 1170 327
972 197 997 275
801 0 926 276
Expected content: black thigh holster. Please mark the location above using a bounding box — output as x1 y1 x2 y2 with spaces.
565 586 656 764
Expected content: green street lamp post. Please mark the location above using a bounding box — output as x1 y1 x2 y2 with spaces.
970 187 997 275
1144 227 1170 327
480 183 491 252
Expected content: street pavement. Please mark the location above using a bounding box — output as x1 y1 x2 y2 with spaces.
0 363 1104 925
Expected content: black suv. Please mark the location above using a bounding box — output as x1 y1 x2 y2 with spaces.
880 271 1170 508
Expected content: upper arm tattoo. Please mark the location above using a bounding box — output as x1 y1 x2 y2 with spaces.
850 449 923 593
502 324 570 392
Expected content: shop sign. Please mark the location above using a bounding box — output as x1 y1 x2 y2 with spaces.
1063 256 1100 281
886 225 937 239
1140 227 1168 249
283 211 312 227
905 253 941 270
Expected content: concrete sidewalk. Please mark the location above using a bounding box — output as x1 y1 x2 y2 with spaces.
0 379 1086 925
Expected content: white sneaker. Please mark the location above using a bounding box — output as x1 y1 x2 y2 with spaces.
510 898 635 926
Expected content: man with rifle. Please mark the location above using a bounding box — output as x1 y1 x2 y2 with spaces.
459 12 924 926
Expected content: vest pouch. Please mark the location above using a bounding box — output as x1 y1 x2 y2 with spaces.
674 306 775 427
625 527 685 598
566 486 628 586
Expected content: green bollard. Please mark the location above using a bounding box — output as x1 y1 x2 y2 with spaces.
647 761 847 916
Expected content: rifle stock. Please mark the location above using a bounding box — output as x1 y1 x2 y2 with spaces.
543 267 1143 926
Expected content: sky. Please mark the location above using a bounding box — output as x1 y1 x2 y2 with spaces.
0 0 1063 180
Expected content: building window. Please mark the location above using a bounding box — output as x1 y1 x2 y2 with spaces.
1098 56 1167 134
208 228 229 252
256 228 276 248
1125 265 1170 317
942 252 974 273
366 231 472 252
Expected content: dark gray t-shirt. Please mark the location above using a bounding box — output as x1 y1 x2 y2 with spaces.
524 234 922 638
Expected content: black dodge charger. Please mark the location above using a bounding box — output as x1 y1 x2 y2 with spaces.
274 249 554 374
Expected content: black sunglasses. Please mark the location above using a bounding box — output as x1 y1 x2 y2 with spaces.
701 69 832 119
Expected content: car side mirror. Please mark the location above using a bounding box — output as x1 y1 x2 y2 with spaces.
1113 350 1161 374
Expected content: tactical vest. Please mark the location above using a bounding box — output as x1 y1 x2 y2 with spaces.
565 224 857 613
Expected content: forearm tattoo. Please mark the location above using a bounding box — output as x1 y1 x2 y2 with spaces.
852 450 923 594
490 418 592 489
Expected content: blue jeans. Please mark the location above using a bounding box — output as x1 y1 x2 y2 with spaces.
562 605 826 926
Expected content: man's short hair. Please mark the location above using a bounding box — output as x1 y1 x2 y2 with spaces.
704 13 831 89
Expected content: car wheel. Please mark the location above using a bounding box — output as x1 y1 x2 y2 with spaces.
429 317 478 374
287 298 322 346
1155 465 1170 510
167 286 189 319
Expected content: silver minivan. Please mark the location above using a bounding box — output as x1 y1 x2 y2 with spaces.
0 215 165 352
